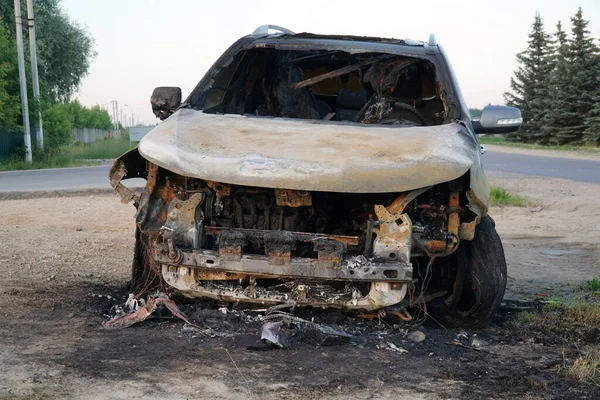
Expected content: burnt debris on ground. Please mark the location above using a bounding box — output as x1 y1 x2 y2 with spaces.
1 279 598 399
97 289 496 354
83 287 600 398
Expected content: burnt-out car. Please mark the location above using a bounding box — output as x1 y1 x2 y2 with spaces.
110 25 522 328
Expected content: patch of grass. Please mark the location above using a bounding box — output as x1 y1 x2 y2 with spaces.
480 136 600 153
68 137 134 160
586 278 600 292
0 151 84 171
512 300 600 333
489 185 532 207
0 136 133 171
568 350 600 387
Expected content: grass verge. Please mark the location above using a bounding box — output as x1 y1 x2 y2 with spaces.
68 138 134 160
480 136 600 153
489 185 532 207
0 137 134 171
512 300 600 332
586 278 600 291
568 351 600 387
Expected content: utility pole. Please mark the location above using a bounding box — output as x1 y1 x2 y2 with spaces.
112 101 118 130
115 101 120 129
26 0 43 150
14 0 32 163
123 104 134 128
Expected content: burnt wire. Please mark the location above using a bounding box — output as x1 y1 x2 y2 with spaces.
407 254 436 326
135 233 168 298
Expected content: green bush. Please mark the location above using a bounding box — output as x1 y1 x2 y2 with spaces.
42 103 74 154
69 100 112 130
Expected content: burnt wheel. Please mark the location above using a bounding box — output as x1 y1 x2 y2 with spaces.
430 215 507 329
130 228 163 295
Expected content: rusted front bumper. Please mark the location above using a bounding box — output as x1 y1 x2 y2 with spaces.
154 242 413 310
154 246 412 282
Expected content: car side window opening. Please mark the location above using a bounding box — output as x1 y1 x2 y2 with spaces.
199 49 448 127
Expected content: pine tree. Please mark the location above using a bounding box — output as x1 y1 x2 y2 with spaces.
541 22 575 145
552 8 599 144
504 12 553 142
583 98 600 145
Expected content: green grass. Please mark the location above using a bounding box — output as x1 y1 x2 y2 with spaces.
511 295 600 335
68 137 134 160
489 185 532 207
586 278 600 291
480 136 600 153
0 152 81 171
0 137 134 171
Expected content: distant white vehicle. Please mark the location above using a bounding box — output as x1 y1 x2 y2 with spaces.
480 144 486 154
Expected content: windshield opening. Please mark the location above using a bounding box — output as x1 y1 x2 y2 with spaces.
199 48 448 127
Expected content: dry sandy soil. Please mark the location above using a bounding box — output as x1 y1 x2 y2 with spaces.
0 174 599 399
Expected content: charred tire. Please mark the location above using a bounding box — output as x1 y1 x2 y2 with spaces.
130 228 163 295
431 215 507 329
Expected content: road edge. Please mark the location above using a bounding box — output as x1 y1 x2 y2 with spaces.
485 144 600 161
0 188 116 201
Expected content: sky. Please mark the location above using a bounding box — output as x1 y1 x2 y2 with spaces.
60 0 600 126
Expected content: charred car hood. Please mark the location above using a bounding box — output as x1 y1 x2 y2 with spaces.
138 109 479 193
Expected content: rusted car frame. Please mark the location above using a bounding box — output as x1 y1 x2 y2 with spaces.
110 27 520 327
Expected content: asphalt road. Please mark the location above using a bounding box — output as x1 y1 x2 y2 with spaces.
1 150 599 192
0 165 146 192
482 151 600 184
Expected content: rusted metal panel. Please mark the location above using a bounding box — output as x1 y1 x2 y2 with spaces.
218 230 246 262
459 219 478 241
108 160 138 205
264 231 295 266
446 192 460 248
421 239 447 254
164 193 204 248
205 226 359 246
163 265 410 310
274 189 312 207
314 239 344 269
154 245 412 282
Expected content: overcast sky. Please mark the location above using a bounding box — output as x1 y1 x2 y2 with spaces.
61 0 600 126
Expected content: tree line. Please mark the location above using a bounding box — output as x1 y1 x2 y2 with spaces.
504 8 600 145
0 0 110 155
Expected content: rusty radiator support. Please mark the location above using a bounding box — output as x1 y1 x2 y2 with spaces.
446 192 460 253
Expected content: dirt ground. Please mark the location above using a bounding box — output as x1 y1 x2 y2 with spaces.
0 174 599 399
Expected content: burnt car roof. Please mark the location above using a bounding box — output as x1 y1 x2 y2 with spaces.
256 32 419 45
247 31 433 56
183 27 457 126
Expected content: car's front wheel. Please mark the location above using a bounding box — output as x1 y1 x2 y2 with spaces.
430 215 507 329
